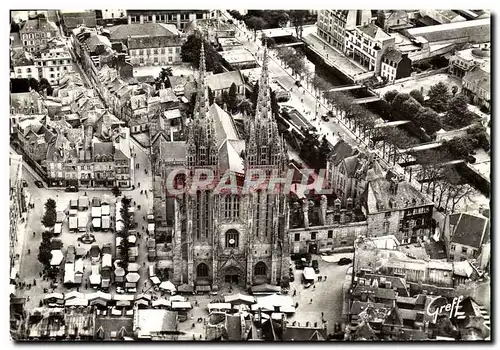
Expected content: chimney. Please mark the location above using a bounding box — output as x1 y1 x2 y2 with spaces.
273 305 280 313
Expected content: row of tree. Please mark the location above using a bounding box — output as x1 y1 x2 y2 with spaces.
230 10 312 41
117 197 132 268
38 198 58 279
414 149 476 212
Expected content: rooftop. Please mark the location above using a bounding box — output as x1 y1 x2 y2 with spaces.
20 18 58 34
463 66 490 93
127 35 183 50
205 70 245 92
450 213 489 249
109 23 179 41
357 23 391 41
220 49 256 64
134 309 178 338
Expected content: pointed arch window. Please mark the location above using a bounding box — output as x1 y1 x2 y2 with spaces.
254 262 267 276
225 229 239 248
197 263 209 278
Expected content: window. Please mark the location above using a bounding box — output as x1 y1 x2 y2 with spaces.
328 230 333 239
153 48 158 54
17 69 21 73
311 232 317 240
294 233 300 242
254 262 267 276
461 247 468 254
196 263 208 278
168 47 173 54
385 212 391 218
384 221 390 234
139 58 144 64
225 229 239 248
449 254 454 260
451 244 456 251
168 56 173 63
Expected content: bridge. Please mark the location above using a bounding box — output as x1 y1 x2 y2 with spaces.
374 120 411 128
276 42 304 48
327 84 363 92
352 96 381 104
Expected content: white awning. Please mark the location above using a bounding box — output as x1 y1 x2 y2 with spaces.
150 276 161 285
91 207 101 218
89 274 101 285
50 250 64 266
171 301 192 309
102 254 112 268
147 223 155 233
65 298 88 306
101 205 110 216
159 281 176 291
102 216 110 229
208 303 232 311
92 218 101 228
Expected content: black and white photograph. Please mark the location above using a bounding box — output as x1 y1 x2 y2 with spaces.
8 8 491 342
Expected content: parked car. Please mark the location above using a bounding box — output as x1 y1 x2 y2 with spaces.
34 180 44 188
295 80 302 87
65 185 79 192
321 115 330 122
22 180 28 187
304 282 313 289
338 257 352 266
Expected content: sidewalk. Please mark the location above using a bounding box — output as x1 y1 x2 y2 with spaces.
303 33 367 78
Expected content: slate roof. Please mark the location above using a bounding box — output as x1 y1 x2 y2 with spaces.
20 18 58 34
205 70 245 92
61 11 97 29
85 35 112 54
211 103 240 150
109 23 177 41
463 66 490 95
383 48 404 63
225 314 242 340
330 139 356 164
358 23 391 41
450 213 489 249
127 35 183 49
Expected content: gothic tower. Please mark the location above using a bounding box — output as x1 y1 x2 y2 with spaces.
245 47 290 287
173 42 219 288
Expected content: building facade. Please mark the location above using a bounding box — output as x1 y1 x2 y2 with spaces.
365 170 434 245
317 10 372 51
443 213 489 263
19 16 59 53
10 153 25 267
380 48 412 82
127 10 213 30
128 37 183 66
35 47 74 85
344 23 395 74
169 46 290 290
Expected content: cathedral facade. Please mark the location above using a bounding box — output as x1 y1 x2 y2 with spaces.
169 44 291 291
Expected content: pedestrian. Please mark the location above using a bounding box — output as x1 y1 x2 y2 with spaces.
143 261 146 266
324 276 327 281
313 285 316 290
27 249 30 255
310 298 313 304
33 231 36 237
293 290 297 297
39 272 42 278
138 182 140 187
317 276 321 282
321 312 324 318
295 302 299 308
33 279 36 286
140 190 143 195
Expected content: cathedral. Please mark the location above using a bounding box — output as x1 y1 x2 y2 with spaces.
166 44 291 291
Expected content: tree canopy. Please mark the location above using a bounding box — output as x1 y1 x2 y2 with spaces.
427 82 451 113
181 34 224 73
445 94 475 128
42 198 57 228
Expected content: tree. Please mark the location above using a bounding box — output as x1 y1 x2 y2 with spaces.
38 78 54 96
207 86 215 106
445 94 475 128
383 90 399 104
289 10 309 39
391 93 410 112
414 107 442 134
246 16 267 41
38 230 54 269
181 34 223 73
41 198 57 228
228 10 244 21
409 89 425 104
154 67 173 90
10 21 20 33
427 82 451 113
400 97 422 120
443 137 477 158
250 81 259 109
228 83 238 112
112 186 121 197
117 197 133 267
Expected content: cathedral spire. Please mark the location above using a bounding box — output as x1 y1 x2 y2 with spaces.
255 47 271 120
194 41 208 120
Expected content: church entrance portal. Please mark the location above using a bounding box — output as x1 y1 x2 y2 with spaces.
224 274 239 284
